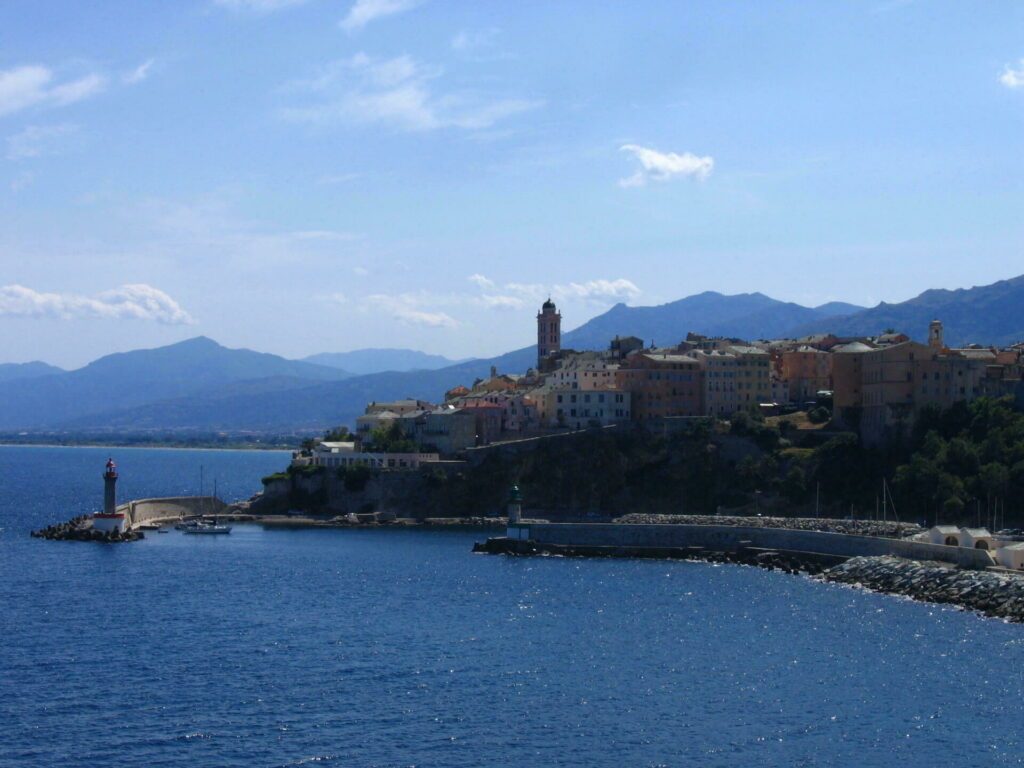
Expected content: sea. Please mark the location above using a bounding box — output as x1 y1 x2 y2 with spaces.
1 445 1022 767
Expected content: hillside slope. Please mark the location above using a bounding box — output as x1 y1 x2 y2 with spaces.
0 337 349 429
791 275 1024 346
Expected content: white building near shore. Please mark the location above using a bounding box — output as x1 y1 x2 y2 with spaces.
312 441 439 470
996 542 1024 570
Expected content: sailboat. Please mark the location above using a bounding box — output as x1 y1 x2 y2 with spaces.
181 467 232 534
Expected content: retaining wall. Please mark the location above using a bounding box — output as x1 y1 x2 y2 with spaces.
518 522 996 568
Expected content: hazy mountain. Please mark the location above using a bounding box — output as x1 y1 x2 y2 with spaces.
302 348 467 375
813 301 865 317
12 276 1024 435
0 361 64 383
0 336 349 430
791 274 1024 347
560 292 834 349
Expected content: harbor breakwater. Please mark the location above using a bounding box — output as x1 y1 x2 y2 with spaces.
823 556 1024 622
501 521 995 568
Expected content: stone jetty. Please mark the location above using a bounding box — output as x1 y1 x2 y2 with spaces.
615 513 921 539
31 515 143 543
821 555 1024 622
474 535 839 575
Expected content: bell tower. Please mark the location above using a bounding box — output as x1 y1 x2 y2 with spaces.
537 298 561 367
929 319 944 350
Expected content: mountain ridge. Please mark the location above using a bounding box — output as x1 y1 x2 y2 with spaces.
4 274 1023 434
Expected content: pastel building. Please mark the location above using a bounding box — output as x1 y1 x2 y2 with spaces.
779 346 832 403
616 352 703 421
535 385 631 429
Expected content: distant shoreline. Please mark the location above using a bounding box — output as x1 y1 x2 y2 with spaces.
0 441 293 452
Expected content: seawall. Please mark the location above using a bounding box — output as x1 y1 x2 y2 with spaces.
504 522 996 569
121 496 227 527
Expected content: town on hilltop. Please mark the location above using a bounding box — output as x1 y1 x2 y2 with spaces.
303 301 1024 471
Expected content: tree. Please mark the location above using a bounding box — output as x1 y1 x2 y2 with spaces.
324 426 350 442
782 464 807 503
369 421 418 453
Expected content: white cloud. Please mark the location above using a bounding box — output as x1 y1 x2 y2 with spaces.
0 283 195 324
0 65 106 117
466 277 639 310
124 59 155 85
340 0 419 31
619 143 713 187
452 28 507 60
497 282 543 303
467 273 495 290
365 293 456 328
556 278 641 302
213 0 308 11
1001 59 1024 89
282 52 541 132
6 123 77 160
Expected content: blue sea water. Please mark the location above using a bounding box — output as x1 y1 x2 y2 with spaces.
1 446 1023 767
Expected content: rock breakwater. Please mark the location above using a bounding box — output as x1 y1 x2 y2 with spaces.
615 513 921 538
31 516 143 543
822 555 1024 622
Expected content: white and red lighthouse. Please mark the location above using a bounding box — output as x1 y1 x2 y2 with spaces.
92 458 126 533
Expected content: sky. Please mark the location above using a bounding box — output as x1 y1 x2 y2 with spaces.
1 0 1023 369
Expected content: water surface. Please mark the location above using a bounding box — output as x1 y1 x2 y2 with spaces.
1 446 1022 767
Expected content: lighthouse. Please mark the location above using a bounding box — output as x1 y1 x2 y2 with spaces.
93 458 126 533
506 484 528 540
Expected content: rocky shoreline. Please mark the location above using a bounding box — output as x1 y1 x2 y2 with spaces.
820 555 1024 623
615 513 921 538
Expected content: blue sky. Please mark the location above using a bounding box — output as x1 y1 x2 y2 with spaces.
1 0 1023 368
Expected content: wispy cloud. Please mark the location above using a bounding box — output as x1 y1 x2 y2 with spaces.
0 65 106 118
6 123 77 160
558 278 641 302
466 275 641 309
340 0 420 31
619 144 713 187
0 283 195 324
364 293 457 328
450 27 510 62
467 273 495 290
282 52 541 132
123 59 155 85
1001 59 1024 89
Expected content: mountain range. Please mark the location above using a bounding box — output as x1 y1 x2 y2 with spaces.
2 274 1022 435
302 348 467 375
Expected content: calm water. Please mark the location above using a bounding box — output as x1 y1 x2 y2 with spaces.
1 446 1022 767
